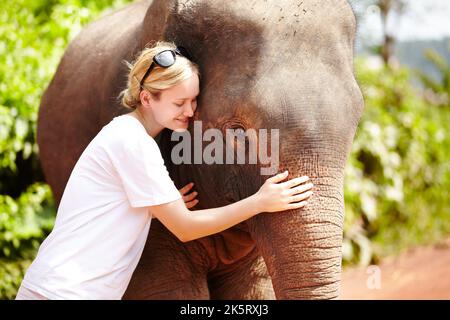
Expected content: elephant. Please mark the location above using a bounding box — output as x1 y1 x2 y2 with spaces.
37 0 364 299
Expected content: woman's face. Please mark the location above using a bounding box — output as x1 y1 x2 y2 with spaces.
149 73 200 132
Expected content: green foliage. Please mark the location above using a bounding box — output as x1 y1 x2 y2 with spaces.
0 0 132 300
415 46 450 107
0 183 54 299
343 57 450 266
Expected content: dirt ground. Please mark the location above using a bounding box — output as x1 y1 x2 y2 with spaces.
340 238 450 299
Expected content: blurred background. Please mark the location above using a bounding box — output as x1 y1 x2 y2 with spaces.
0 0 448 299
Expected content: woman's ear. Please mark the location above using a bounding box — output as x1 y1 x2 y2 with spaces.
139 90 152 108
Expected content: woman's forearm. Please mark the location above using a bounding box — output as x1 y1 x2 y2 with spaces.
181 194 261 242
151 172 312 243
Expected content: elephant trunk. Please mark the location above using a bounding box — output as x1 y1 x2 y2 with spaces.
248 146 348 299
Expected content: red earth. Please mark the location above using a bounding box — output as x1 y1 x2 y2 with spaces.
340 238 450 299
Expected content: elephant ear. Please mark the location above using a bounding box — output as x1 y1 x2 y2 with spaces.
142 0 179 44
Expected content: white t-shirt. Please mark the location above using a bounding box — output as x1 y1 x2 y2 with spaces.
21 114 182 300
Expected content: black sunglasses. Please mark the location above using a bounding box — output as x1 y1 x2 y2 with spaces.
139 46 191 90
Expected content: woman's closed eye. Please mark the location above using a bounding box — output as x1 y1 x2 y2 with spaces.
174 98 196 107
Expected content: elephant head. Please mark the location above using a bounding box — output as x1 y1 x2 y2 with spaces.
149 0 364 299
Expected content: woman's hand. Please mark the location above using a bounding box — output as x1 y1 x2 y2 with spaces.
179 182 199 209
254 171 313 213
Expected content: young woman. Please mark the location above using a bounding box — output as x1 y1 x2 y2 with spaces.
16 41 314 300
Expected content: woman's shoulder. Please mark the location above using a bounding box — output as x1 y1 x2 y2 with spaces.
101 114 144 139
108 113 142 131
101 114 159 152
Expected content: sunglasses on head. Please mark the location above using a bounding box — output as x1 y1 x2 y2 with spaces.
139 46 192 90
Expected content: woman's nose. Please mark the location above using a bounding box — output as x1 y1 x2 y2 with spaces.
183 104 194 117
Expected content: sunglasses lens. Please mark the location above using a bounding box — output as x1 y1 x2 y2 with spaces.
155 50 175 67
141 47 191 87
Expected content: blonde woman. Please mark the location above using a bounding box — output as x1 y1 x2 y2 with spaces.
16 41 314 300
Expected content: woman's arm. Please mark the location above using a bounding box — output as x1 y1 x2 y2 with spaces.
148 171 313 242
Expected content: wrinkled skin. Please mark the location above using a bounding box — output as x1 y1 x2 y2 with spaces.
37 0 364 299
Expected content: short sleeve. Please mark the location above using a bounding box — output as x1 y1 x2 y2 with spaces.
109 135 182 208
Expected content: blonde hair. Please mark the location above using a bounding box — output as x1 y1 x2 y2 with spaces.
118 41 200 110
